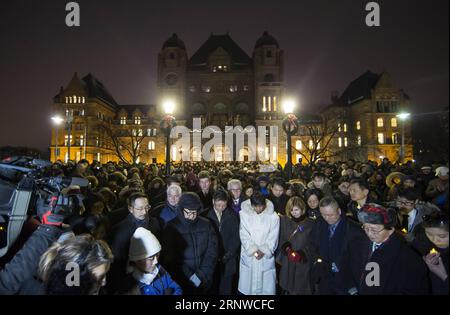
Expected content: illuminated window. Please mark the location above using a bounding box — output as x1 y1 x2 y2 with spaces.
263 96 267 112
148 141 155 150
96 153 101 162
134 116 141 125
229 85 238 93
309 139 314 149
120 117 126 125
73 95 77 103
273 96 277 111
317 142 321 150
272 146 277 162
344 137 348 147
377 118 384 128
392 133 399 144
80 109 85 116
265 146 270 160
64 135 72 146
268 97 272 111
82 97 85 103
378 133 385 144
295 140 302 150
96 136 99 146
357 135 362 146
356 121 361 130
65 97 68 103
338 137 342 148
391 118 398 128
338 123 341 132
79 135 84 146
344 123 348 132
243 85 250 91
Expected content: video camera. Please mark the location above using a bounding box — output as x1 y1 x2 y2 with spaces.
0 156 89 257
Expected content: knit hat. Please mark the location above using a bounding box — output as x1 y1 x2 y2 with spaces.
435 166 449 177
358 203 397 228
129 228 161 262
178 192 202 211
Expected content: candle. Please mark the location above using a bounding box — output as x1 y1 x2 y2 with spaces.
429 248 438 255
401 228 407 234
317 258 323 263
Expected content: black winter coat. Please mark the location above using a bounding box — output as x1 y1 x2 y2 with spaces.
338 232 429 295
309 215 365 294
205 208 240 276
268 194 289 215
0 224 62 295
161 211 218 294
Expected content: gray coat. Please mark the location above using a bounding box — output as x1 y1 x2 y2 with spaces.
276 215 315 295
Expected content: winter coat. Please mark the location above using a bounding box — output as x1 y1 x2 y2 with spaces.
161 211 218 294
107 214 161 293
276 215 314 294
195 189 215 210
268 194 289 215
309 215 365 294
238 199 280 295
205 208 241 277
159 203 179 226
0 224 62 295
338 232 429 295
346 196 379 222
118 266 182 295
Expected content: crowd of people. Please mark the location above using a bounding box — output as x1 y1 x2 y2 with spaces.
0 157 448 295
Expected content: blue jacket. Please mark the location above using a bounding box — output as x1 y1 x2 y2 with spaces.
159 204 179 225
137 266 183 295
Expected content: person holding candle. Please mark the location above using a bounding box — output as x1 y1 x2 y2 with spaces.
276 196 315 295
238 191 280 295
412 212 449 295
338 203 429 295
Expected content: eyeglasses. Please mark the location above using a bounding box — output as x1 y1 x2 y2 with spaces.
133 205 151 212
396 198 415 206
362 224 385 235
183 209 197 216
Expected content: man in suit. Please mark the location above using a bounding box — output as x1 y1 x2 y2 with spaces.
196 171 215 211
310 196 365 294
205 190 241 294
338 203 429 295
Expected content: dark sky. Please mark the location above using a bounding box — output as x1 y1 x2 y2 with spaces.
0 0 448 152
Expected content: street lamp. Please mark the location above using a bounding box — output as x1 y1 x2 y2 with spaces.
51 116 64 162
160 99 177 176
396 112 410 163
282 99 298 180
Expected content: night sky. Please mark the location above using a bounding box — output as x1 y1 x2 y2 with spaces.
0 0 448 152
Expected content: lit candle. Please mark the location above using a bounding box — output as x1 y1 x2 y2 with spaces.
429 248 438 255
254 252 259 258
401 228 407 234
317 258 323 263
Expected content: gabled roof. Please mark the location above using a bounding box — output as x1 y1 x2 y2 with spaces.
338 70 381 106
189 33 252 66
54 73 118 109
82 73 118 108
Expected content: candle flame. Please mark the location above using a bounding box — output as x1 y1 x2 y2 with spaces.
401 228 407 234
317 258 323 263
430 248 438 255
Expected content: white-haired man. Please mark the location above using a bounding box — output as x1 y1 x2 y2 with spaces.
228 179 244 213
160 184 182 226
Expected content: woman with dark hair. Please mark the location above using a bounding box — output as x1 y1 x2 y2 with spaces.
304 188 323 220
412 213 449 295
238 192 279 295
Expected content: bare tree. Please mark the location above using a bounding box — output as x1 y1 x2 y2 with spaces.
97 121 147 165
292 118 360 165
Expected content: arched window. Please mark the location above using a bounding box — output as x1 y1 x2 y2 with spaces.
295 140 302 150
391 118 398 128
148 141 155 150
356 121 361 130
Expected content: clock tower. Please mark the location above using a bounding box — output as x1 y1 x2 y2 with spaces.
157 33 187 119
